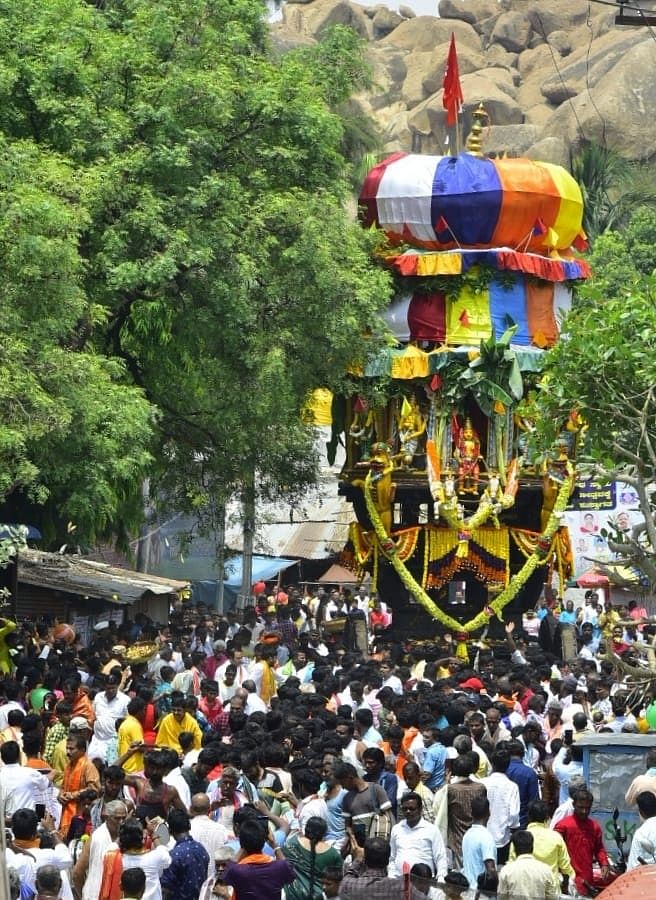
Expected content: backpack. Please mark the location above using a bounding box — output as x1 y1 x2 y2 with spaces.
366 783 392 841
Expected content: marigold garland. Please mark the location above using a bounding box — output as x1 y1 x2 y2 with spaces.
363 465 575 634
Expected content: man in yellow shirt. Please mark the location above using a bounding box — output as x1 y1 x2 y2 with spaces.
510 799 574 894
155 692 202 754
117 697 146 774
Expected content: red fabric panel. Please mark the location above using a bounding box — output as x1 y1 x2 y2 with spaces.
408 292 446 342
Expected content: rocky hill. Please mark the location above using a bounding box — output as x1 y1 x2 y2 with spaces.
273 0 656 165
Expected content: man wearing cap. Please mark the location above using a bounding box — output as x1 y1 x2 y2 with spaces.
89 674 130 763
101 645 125 677
52 717 92 787
204 640 228 681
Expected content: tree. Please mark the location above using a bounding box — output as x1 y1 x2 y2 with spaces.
529 208 656 584
0 137 154 544
571 143 656 244
0 0 391 545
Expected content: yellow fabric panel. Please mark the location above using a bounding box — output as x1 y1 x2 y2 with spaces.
536 161 584 250
390 344 430 379
416 253 463 276
305 388 333 425
446 283 492 345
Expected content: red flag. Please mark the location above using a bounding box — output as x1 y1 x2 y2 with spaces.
435 215 449 232
573 232 589 251
442 33 463 127
459 309 470 327
532 217 547 236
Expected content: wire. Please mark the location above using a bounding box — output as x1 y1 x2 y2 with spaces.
584 3 608 147
586 0 656 41
532 10 587 143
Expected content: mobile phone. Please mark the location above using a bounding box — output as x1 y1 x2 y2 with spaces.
564 728 573 746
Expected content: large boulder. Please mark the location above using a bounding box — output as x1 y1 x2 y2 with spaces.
484 124 540 157
485 44 519 71
399 5 416 18
380 16 483 53
490 11 532 54
419 41 487 96
438 0 500 26
477 67 519 99
281 0 371 39
526 0 591 37
269 25 316 55
460 72 524 124
517 44 552 81
542 41 656 159
372 7 404 38
540 29 650 106
366 45 409 111
526 136 570 168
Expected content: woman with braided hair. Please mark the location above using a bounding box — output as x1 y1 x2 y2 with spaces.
282 816 342 900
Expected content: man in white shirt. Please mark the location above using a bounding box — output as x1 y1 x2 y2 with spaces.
11 808 75 900
189 793 228 877
481 748 520 864
237 684 267 716
216 648 250 686
0 682 24 731
89 674 130 762
388 791 447 879
161 747 192 810
379 661 403 695
0 741 52 816
627 791 656 869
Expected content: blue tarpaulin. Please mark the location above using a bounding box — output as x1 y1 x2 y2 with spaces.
191 554 297 610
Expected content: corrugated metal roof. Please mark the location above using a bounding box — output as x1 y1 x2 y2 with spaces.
18 549 189 606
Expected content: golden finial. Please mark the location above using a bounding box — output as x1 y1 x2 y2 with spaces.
466 103 490 157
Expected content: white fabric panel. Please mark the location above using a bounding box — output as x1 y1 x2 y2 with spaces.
553 281 572 331
376 155 444 244
382 294 411 342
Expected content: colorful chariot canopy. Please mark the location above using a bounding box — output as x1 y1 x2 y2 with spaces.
360 152 587 255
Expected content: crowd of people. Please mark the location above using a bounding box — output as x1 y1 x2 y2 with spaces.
0 583 655 900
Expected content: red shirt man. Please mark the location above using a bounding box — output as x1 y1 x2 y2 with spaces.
555 788 610 896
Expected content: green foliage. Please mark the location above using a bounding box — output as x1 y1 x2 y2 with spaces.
571 143 656 244
530 208 656 582
0 1 391 540
460 326 523 417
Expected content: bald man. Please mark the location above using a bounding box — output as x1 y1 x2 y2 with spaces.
189 793 229 877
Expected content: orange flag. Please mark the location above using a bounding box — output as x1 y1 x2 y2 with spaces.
442 33 464 126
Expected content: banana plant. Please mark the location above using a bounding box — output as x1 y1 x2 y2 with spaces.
459 325 524 482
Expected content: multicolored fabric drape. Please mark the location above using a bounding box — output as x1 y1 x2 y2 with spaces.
380 272 572 351
360 152 586 253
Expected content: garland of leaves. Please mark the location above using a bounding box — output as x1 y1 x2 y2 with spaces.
363 465 575 634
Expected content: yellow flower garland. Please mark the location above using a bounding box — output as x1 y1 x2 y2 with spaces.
363 464 575 634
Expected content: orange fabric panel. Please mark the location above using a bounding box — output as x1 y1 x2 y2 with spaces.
492 158 562 252
526 280 558 348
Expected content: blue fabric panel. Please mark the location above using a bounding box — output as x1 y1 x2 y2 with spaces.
489 275 530 344
431 154 503 246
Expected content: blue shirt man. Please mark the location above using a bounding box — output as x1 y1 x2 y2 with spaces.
421 727 448 791
161 811 211 900
507 744 540 827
